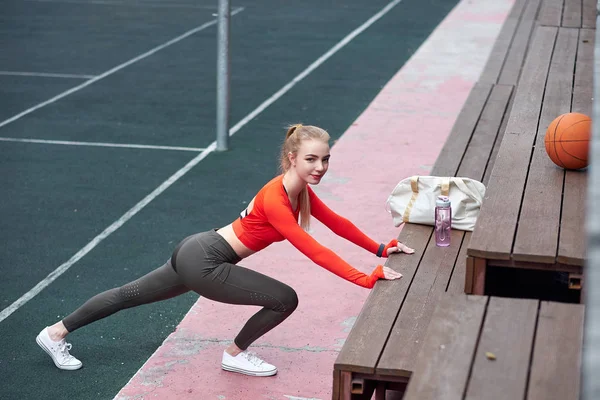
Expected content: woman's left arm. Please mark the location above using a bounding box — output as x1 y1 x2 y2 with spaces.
308 187 414 257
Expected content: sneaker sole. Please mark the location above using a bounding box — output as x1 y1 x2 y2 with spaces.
221 363 277 377
36 335 82 371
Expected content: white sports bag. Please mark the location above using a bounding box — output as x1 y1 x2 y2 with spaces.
386 176 486 231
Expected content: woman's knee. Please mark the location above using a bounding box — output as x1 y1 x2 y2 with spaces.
277 285 298 314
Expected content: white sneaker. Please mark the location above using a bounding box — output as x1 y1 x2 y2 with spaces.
221 350 277 377
36 327 82 370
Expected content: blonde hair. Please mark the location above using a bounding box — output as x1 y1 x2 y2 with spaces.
280 124 331 231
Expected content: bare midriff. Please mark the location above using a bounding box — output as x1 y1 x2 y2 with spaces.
216 224 256 259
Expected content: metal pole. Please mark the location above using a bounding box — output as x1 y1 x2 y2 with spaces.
216 0 230 151
583 3 600 399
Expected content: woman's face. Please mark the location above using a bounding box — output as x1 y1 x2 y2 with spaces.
292 139 330 184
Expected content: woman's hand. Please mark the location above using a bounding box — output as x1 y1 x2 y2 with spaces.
382 266 403 280
386 241 415 256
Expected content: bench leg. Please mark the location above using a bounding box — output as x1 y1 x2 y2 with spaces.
340 372 352 400
578 273 586 304
332 369 341 400
472 257 486 295
466 256 474 293
375 382 386 400
339 371 379 400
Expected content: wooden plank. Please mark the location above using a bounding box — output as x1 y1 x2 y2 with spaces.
431 83 492 177
457 84 513 180
498 0 543 86
468 27 557 260
479 0 528 84
504 25 558 141
558 165 587 265
402 295 488 400
513 28 578 263
333 224 432 374
448 232 471 295
562 0 582 27
560 29 593 266
537 0 563 26
472 257 486 295
483 86 515 186
465 297 538 400
582 0 596 28
526 301 584 400
376 229 463 377
572 29 595 116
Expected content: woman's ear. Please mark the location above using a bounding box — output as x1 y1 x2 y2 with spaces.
288 152 296 167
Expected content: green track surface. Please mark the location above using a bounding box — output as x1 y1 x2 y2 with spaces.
0 1 459 398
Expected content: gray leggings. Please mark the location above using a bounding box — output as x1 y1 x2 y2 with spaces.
62 229 298 350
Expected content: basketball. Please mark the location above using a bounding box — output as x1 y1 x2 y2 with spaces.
544 112 591 170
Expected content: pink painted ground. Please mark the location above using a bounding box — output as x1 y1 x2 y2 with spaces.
115 1 515 399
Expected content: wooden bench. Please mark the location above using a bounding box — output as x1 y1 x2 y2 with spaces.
403 294 584 400
466 8 595 302
331 0 542 397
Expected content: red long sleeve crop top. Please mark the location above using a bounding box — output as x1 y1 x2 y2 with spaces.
232 175 388 288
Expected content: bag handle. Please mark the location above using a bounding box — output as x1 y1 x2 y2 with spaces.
401 176 420 222
451 177 484 204
441 177 450 196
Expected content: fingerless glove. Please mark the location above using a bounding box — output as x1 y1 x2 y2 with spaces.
378 239 399 258
364 265 385 288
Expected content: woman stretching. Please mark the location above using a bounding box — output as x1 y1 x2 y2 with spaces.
36 124 414 376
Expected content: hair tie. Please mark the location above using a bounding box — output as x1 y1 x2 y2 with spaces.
291 124 303 136
286 124 303 139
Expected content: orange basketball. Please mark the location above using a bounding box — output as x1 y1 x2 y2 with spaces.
544 112 591 170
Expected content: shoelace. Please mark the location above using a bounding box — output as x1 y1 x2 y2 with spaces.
58 341 75 361
242 352 264 366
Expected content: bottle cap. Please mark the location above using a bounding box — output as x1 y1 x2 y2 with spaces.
436 195 451 207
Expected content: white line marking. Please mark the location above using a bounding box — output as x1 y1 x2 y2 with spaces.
24 0 218 9
0 71 95 79
0 0 403 323
227 0 404 133
0 6 245 131
0 143 215 324
284 396 323 400
0 137 205 152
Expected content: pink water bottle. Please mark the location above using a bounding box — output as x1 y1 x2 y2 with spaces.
435 196 451 247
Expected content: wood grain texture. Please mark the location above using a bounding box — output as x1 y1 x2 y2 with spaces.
376 230 463 377
479 0 528 84
513 27 578 263
448 232 471 295
431 83 492 177
332 369 341 400
582 0 596 28
464 254 475 294
457 85 514 181
527 301 584 400
537 0 563 26
499 0 543 86
562 0 582 27
468 27 557 260
559 28 593 266
402 295 488 400
333 224 432 374
483 86 515 186
465 297 538 400
572 29 594 116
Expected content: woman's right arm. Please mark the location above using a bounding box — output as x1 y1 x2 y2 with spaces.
264 196 390 288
